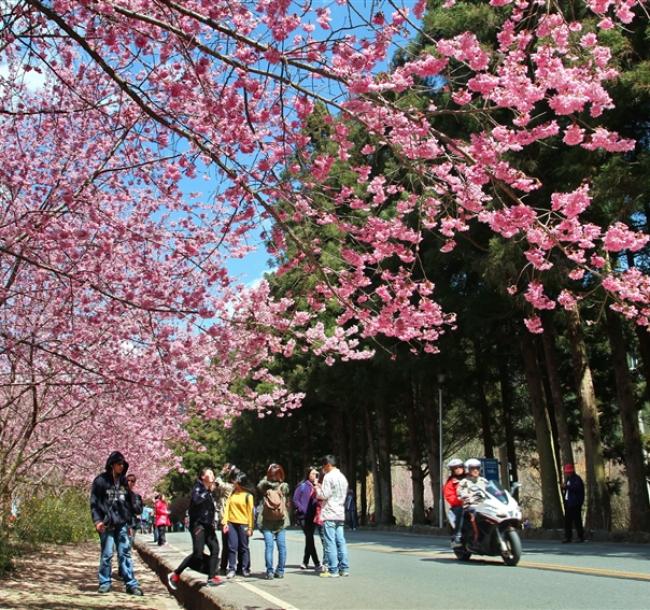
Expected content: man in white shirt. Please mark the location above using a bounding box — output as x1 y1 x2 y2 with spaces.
315 454 350 577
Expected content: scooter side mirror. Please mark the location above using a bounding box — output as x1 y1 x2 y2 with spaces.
511 482 521 493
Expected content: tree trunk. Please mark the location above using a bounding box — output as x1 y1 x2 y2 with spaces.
541 312 575 469
473 340 495 458
360 421 368 526
422 388 442 527
520 332 564 528
605 308 650 531
565 305 611 530
364 404 382 525
498 357 518 484
635 326 650 400
376 400 394 525
407 377 426 525
346 411 358 511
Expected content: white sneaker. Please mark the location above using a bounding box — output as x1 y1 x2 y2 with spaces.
226 570 236 579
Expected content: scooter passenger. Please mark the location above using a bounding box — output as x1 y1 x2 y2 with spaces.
443 458 465 546
457 459 489 544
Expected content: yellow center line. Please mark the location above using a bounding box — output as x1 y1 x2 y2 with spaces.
518 560 650 582
346 541 650 582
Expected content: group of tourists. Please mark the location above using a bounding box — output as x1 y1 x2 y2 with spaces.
167 454 350 589
89 450 351 596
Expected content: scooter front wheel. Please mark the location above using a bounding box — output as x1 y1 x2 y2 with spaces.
501 527 522 566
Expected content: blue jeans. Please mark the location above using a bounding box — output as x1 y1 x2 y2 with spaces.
262 528 286 575
322 520 349 574
98 524 139 588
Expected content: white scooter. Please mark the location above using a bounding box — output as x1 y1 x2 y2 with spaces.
449 480 523 566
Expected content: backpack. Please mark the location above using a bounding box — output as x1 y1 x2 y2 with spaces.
262 487 286 521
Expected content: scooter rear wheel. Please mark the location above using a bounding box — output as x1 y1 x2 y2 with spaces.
501 527 522 566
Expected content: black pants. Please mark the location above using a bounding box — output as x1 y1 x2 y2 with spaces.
564 504 584 541
300 519 320 566
220 528 229 572
176 524 219 579
157 525 166 546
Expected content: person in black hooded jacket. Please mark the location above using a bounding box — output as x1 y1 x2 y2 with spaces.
90 451 143 596
167 467 222 590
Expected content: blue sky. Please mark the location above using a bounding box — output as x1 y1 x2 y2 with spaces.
176 1 419 286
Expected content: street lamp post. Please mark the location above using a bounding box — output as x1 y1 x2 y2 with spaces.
437 373 445 529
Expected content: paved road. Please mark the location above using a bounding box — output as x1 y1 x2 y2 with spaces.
154 529 649 610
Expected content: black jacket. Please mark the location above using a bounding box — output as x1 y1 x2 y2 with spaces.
90 451 137 529
188 479 216 528
563 473 585 508
131 493 144 528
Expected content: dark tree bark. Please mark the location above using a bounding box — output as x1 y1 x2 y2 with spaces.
605 308 650 532
360 417 368 526
498 356 518 484
473 340 495 459
520 332 564 528
407 377 426 525
364 404 382 525
422 384 442 527
346 411 358 511
565 305 611 530
376 400 394 525
541 312 575 469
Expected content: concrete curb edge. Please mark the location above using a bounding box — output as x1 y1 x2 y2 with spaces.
134 540 236 610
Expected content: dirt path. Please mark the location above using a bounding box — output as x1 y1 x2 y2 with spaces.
0 540 182 610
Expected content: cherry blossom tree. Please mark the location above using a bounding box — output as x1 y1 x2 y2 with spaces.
0 0 648 514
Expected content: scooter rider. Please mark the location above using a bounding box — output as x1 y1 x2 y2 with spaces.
457 459 489 544
443 458 465 545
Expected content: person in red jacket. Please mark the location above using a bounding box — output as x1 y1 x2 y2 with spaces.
443 458 465 546
154 494 171 546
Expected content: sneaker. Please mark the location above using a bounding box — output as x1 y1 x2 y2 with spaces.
126 586 143 596
340 571 350 577
207 576 223 587
242 570 251 577
167 572 180 591
314 564 325 573
274 572 284 579
226 571 236 580
265 572 274 580
299 563 307 570
97 584 111 594
320 571 339 578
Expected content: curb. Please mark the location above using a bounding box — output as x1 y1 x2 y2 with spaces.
134 540 236 610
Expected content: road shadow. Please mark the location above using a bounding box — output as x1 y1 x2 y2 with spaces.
518 543 650 560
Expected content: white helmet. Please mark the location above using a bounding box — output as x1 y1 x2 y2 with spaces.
464 458 482 470
447 458 464 470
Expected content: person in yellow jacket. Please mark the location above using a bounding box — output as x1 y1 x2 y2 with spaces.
221 471 254 579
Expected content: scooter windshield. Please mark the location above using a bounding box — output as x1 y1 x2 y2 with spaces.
485 480 509 504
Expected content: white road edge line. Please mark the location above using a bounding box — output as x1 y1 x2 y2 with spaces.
235 579 301 610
